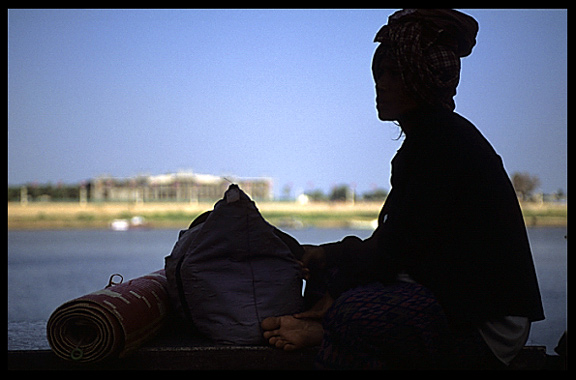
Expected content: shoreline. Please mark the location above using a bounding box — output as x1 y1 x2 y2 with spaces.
7 201 567 230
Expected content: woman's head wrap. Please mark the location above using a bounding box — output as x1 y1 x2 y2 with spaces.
374 9 479 111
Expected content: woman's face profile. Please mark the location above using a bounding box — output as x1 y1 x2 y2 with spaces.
373 56 417 122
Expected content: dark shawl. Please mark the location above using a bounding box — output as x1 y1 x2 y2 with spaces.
322 108 545 327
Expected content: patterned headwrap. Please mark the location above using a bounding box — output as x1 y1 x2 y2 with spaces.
374 9 479 111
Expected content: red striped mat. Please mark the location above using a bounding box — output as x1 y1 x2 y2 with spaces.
47 270 170 363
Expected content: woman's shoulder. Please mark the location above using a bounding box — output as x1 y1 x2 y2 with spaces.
439 111 501 161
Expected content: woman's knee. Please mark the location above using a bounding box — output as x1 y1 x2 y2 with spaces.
323 282 449 338
322 283 389 334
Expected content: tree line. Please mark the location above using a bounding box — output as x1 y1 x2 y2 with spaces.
7 183 82 202
7 172 564 203
303 185 389 202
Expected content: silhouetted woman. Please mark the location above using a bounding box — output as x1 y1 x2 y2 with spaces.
262 9 544 370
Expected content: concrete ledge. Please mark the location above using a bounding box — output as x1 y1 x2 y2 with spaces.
8 322 565 370
8 321 319 370
9 345 567 370
7 346 318 370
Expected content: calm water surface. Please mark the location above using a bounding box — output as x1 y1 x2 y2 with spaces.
7 227 566 353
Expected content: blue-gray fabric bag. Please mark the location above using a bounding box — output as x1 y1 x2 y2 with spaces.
164 184 304 345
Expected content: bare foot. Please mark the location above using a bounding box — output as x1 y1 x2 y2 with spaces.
261 315 323 351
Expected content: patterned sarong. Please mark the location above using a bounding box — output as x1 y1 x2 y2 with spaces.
315 281 453 370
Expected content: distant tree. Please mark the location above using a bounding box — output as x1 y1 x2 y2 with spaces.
511 172 540 201
280 183 292 201
7 186 20 201
362 187 389 201
305 189 327 202
7 183 80 201
329 184 351 202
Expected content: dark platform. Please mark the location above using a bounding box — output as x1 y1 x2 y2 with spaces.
7 322 566 370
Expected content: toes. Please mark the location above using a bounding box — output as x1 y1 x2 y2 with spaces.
261 316 281 331
274 338 287 349
267 336 289 350
283 343 296 351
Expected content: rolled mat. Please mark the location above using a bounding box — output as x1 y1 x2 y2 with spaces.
47 270 170 363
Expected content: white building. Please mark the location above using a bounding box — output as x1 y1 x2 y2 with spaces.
90 172 273 202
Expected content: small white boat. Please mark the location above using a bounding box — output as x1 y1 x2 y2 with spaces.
110 216 149 231
110 219 130 231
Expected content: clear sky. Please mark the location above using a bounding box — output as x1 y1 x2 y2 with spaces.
8 9 567 198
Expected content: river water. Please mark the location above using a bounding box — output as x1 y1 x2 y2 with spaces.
7 227 566 354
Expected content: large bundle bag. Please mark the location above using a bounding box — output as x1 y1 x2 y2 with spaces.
164 184 304 345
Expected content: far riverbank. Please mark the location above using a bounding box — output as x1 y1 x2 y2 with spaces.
7 201 566 230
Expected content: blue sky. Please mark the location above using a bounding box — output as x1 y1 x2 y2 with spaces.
8 9 567 198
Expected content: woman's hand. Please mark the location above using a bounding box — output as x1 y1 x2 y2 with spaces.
301 244 327 271
297 260 310 281
293 292 334 320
